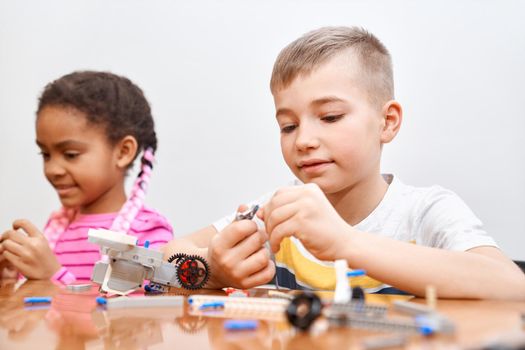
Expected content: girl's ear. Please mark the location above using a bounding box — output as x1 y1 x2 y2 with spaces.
115 135 138 169
380 100 403 144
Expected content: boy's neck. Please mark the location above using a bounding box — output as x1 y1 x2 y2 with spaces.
326 174 389 226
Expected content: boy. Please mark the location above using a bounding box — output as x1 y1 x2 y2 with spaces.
164 26 525 300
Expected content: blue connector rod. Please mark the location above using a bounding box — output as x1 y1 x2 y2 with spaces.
224 319 259 331
144 240 150 248
199 301 225 310
347 269 366 277
24 297 52 303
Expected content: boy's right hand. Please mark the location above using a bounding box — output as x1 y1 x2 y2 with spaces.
207 206 275 289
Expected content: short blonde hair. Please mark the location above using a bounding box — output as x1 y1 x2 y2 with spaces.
270 26 394 108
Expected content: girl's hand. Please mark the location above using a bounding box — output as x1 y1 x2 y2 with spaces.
0 219 61 280
259 183 354 262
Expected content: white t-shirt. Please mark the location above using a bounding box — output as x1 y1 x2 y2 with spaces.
213 174 498 291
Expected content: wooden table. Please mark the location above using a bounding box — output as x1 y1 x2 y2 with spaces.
1 280 524 350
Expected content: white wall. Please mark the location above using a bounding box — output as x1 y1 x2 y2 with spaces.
1 0 524 260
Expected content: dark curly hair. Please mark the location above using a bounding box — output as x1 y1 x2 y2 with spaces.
37 71 157 163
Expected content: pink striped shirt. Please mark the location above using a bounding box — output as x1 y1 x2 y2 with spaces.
44 206 173 283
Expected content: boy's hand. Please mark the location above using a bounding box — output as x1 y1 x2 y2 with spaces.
259 183 353 262
207 206 275 289
0 219 61 280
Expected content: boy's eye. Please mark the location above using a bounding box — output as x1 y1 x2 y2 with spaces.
280 124 297 134
321 114 344 123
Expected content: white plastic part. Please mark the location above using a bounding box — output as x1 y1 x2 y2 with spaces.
334 259 351 303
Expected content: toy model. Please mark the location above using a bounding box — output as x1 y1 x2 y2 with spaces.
88 229 209 295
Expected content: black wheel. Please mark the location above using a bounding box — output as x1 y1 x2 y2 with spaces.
286 292 322 331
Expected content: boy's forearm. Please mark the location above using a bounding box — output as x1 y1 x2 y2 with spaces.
343 229 525 300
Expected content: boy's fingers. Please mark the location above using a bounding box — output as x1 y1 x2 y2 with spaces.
242 258 276 288
269 220 296 253
219 220 258 248
265 202 296 236
230 230 267 260
12 219 43 238
237 246 270 277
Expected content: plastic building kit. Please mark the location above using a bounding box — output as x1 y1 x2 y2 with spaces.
96 295 184 309
88 228 209 295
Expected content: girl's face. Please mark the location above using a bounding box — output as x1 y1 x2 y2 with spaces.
36 105 126 214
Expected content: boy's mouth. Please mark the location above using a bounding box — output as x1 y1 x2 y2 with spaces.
297 159 334 173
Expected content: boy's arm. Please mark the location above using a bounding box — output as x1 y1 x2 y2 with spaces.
163 222 275 289
344 231 525 300
263 184 525 300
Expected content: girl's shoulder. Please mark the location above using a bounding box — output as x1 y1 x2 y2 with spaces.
131 205 173 233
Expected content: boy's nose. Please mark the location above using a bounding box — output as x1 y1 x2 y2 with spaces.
295 124 320 151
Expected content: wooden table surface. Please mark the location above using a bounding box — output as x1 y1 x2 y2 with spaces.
1 279 524 350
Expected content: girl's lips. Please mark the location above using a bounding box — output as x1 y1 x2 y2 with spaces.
55 185 77 196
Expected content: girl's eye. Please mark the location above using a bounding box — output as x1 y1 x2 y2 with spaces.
39 151 50 160
321 114 344 123
64 152 79 160
280 124 297 134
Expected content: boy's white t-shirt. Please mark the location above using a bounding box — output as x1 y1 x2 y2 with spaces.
213 174 498 291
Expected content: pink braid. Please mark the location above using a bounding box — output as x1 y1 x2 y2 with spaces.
43 207 77 250
110 147 155 234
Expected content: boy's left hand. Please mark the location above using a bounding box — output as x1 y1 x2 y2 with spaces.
259 183 354 262
0 219 61 279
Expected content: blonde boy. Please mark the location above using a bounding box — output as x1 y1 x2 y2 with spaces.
165 27 525 299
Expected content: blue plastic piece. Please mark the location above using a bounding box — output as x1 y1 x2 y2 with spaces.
347 269 366 277
224 319 259 331
144 240 150 248
96 297 107 305
24 297 52 303
199 301 225 310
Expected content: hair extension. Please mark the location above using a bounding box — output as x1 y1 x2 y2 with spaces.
110 147 155 234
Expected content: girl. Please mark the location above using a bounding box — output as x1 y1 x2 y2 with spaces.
0 71 173 283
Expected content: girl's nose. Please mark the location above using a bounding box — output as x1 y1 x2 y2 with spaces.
44 159 66 179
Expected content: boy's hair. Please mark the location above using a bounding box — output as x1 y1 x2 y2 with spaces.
270 26 394 108
37 71 157 236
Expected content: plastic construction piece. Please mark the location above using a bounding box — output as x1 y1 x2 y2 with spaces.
286 293 323 331
224 287 249 297
199 301 225 310
99 295 184 309
88 228 210 295
334 259 351 303
24 297 52 304
175 255 210 290
268 290 294 300
66 283 93 293
224 319 259 331
188 295 289 316
347 269 366 278
392 300 435 316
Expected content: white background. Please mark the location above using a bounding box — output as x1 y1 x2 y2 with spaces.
1 0 524 260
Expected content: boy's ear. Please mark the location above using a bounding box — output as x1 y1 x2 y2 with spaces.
115 135 138 169
380 100 402 144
